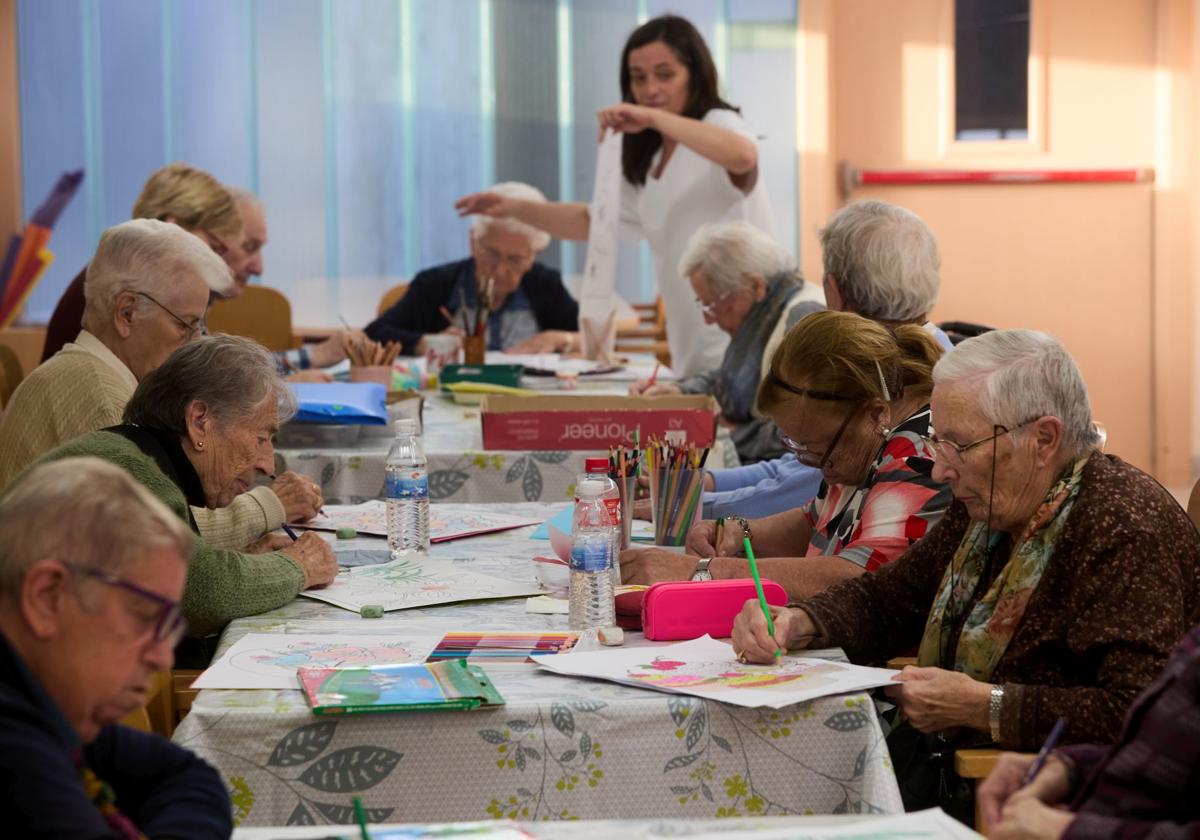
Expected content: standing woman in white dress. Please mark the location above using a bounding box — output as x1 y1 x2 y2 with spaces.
455 14 776 378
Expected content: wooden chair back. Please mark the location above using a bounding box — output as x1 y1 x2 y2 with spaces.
377 283 409 316
615 296 670 366
0 342 24 407
172 668 203 726
206 286 296 351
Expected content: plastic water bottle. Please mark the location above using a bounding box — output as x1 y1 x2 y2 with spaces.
385 418 429 556
574 457 623 589
569 483 617 631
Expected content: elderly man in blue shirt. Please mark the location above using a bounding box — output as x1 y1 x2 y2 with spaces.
0 458 230 839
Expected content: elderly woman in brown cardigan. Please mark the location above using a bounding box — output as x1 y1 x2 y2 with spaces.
732 328 1200 818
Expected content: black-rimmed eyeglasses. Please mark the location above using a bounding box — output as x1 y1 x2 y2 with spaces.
73 566 188 645
136 291 206 339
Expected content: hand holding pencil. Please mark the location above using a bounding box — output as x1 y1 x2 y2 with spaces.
731 600 816 664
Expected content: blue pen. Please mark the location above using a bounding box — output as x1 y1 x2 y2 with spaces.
281 523 299 541
1023 716 1067 785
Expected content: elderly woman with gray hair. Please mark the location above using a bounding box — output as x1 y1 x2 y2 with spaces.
733 329 1200 819
631 221 824 463
20 334 336 649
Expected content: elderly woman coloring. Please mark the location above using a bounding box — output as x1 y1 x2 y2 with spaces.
20 335 336 649
732 329 1200 818
630 221 824 464
622 310 951 598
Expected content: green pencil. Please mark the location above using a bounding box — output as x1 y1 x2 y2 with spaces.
743 536 781 658
352 796 371 840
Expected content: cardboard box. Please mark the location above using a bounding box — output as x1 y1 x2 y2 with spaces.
480 394 718 451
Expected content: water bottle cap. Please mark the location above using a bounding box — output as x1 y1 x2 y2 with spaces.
576 479 605 498
394 418 418 435
584 457 610 473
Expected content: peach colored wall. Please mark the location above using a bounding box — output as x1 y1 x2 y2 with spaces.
799 0 1196 482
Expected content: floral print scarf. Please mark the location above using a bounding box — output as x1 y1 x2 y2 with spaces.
917 453 1091 681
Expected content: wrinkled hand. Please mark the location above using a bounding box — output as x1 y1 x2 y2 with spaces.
455 191 520 219
506 330 576 354
632 497 652 521
685 519 719 556
282 531 337 589
629 378 682 397
597 103 658 140
883 667 992 733
619 547 695 585
271 471 323 523
992 790 1074 840
311 330 367 368
979 754 1071 830
286 369 333 383
243 532 294 554
732 603 815 663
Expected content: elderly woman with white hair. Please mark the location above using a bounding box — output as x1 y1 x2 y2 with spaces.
630 221 824 463
21 335 337 656
732 329 1200 820
365 181 580 355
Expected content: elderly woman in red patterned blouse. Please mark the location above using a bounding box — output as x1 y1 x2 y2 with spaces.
620 310 952 598
732 328 1200 819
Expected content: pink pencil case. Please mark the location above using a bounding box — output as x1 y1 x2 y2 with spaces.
641 578 788 641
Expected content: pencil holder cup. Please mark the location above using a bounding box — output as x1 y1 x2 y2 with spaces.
463 334 486 365
349 365 394 387
650 468 704 547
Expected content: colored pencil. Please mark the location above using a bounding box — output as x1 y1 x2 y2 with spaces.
744 536 781 658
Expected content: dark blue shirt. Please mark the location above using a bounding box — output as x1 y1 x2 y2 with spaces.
365 257 579 355
0 631 231 838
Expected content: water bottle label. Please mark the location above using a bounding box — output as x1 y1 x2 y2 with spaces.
387 471 429 500
570 542 612 573
603 498 621 524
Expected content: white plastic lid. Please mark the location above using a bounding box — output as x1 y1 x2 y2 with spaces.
576 478 606 498
394 418 418 435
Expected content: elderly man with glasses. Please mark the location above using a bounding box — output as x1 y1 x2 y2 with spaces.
0 457 230 837
732 328 1200 822
0 220 323 552
364 182 580 356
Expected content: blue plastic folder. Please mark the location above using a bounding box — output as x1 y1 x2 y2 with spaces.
290 382 388 425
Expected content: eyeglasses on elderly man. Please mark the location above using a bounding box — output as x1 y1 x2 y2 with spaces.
0 457 233 837
732 328 1200 822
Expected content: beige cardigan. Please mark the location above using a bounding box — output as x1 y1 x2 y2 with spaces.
0 330 285 548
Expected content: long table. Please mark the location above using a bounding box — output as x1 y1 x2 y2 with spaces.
275 383 738 505
173 503 902 828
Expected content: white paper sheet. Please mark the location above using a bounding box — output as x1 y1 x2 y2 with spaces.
299 554 544 613
192 633 444 690
578 133 623 362
682 809 983 840
297 501 539 542
536 635 899 709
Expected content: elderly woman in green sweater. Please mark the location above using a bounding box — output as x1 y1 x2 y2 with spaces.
19 334 336 647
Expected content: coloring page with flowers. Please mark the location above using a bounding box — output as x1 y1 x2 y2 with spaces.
536 636 899 709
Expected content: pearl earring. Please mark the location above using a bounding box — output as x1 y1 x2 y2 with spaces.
196 440 204 450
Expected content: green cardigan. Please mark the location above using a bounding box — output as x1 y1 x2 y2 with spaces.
19 431 305 637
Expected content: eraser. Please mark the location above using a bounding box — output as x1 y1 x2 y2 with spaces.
597 626 624 646
359 604 384 618
335 526 358 539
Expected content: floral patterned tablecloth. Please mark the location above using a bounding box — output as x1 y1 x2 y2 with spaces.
275 393 739 505
173 504 901 828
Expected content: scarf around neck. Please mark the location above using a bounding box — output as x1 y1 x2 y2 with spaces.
711 272 803 422
917 452 1092 681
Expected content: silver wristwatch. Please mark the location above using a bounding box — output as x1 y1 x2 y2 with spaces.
989 685 1005 742
690 557 713 581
